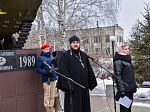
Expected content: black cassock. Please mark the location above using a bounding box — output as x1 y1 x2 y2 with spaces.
57 50 97 112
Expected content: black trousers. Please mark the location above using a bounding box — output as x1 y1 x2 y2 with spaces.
120 91 133 112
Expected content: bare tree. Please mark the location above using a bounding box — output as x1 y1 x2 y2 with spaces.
45 0 121 50
30 0 121 49
31 0 48 47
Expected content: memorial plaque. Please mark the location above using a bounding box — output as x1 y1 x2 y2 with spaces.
16 54 37 71
0 50 16 72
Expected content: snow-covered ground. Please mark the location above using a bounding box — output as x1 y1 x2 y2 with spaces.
132 102 150 108
134 88 150 100
90 78 150 100
90 78 113 96
90 78 150 108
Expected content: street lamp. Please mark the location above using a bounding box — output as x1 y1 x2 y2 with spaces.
110 35 116 112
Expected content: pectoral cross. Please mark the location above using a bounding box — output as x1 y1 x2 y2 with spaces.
81 62 85 68
79 60 85 68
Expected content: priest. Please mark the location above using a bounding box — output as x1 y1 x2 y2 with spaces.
57 35 97 112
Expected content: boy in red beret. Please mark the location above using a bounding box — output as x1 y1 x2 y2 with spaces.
36 44 57 112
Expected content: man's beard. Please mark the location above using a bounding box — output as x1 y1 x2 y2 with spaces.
70 46 80 53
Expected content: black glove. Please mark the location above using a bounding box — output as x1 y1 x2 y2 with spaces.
52 59 57 66
120 91 125 98
46 71 54 78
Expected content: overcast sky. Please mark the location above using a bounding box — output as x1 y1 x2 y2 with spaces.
118 0 150 40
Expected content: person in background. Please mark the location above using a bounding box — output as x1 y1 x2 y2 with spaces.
36 44 57 112
114 44 138 112
57 35 97 112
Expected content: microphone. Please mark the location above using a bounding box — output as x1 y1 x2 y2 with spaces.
42 61 51 69
42 61 58 71
87 55 98 61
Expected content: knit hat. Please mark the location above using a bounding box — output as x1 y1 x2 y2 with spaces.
69 35 80 44
41 44 50 49
116 44 126 55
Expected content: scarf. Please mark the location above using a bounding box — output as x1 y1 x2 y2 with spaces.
114 52 131 62
116 44 126 55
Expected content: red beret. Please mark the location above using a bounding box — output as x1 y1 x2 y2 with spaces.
41 44 50 49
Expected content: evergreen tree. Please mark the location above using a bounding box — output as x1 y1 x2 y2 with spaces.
129 3 150 83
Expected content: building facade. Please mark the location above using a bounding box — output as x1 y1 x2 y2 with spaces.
65 24 124 55
23 24 124 56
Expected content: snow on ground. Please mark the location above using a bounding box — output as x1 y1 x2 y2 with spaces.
132 102 150 108
134 88 150 100
90 78 150 100
90 78 113 96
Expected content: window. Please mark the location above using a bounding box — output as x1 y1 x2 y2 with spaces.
119 36 123 42
82 37 88 44
99 36 101 43
85 38 88 44
117 35 119 42
94 36 101 43
121 36 123 42
94 37 98 43
105 35 110 42
106 47 110 55
95 48 99 55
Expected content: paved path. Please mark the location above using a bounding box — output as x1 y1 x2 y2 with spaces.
56 92 150 112
90 95 150 112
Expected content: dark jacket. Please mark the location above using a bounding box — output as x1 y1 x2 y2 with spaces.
114 52 137 93
36 51 57 83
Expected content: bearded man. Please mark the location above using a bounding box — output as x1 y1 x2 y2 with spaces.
57 35 97 112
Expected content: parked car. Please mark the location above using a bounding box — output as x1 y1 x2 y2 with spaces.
140 81 150 86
